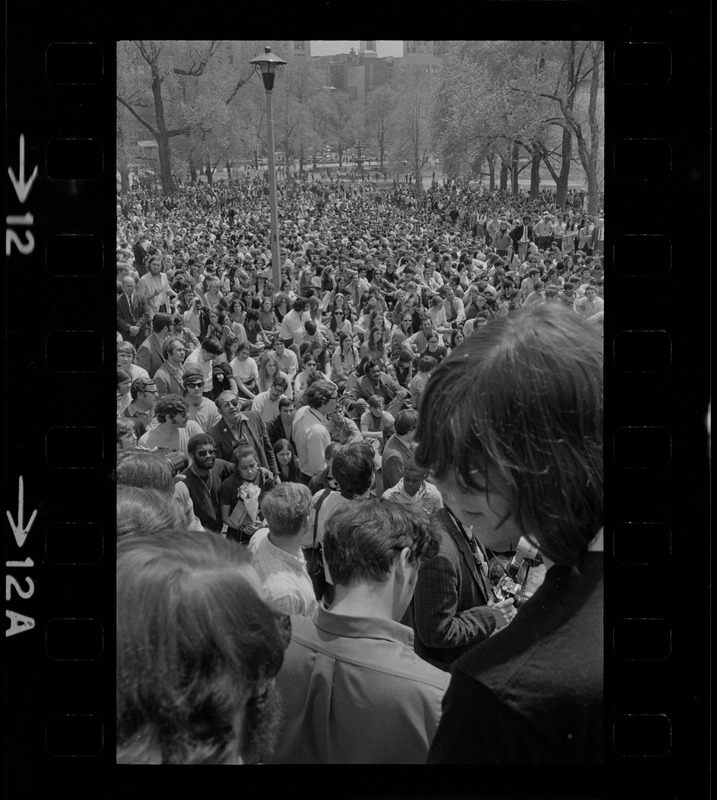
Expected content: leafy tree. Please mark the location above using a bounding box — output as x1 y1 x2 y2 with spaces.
390 68 433 190
365 84 397 175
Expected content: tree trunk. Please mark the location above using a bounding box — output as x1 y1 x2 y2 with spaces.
487 152 496 191
205 159 213 184
499 159 508 190
529 150 541 198
226 160 232 180
554 126 572 207
149 71 176 196
510 141 520 196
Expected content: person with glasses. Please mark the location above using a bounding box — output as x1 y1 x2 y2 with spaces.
182 368 221 433
182 433 235 534
208 390 278 480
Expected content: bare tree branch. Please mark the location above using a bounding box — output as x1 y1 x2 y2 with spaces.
117 95 157 136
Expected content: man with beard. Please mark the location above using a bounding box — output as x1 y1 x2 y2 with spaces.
117 529 289 764
182 433 235 534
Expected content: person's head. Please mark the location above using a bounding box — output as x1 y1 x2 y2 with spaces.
304 380 338 415
232 444 259 481
364 360 383 384
292 297 307 313
215 390 242 423
152 313 173 337
223 334 240 361
148 256 162 275
268 376 288 401
153 394 189 427
585 285 597 301
117 367 132 397
116 530 288 764
277 395 295 425
122 275 137 296
394 408 419 440
260 482 312 539
116 485 188 538
117 341 137 368
235 341 252 362
331 440 375 498
418 355 438 374
368 394 384 417
401 459 428 497
163 336 186 365
414 304 603 564
187 433 217 472
181 367 205 399
272 438 295 469
200 337 223 361
322 499 438 616
129 377 158 408
116 449 174 494
117 417 138 450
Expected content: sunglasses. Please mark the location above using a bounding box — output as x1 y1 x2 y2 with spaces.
195 449 215 457
221 399 241 408
185 383 203 388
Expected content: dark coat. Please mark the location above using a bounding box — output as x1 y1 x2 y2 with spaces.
117 291 150 347
136 333 165 379
404 507 495 671
208 410 278 476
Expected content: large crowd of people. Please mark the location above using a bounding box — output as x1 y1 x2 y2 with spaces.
116 170 604 765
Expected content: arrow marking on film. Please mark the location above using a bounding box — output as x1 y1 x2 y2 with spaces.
8 135 38 204
6 477 37 549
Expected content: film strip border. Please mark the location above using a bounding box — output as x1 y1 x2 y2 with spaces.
4 9 710 799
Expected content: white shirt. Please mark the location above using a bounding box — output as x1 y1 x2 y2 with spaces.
183 347 214 393
247 528 317 616
251 390 283 424
293 405 331 477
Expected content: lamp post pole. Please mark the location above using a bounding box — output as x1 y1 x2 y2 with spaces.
250 47 287 291
264 88 281 289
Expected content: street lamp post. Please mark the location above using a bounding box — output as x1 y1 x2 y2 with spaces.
250 46 287 290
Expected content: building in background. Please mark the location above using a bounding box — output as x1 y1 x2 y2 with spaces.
311 40 399 106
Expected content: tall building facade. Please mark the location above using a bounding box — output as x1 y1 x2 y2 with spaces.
311 45 397 106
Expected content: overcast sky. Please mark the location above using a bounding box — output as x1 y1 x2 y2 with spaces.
310 40 403 58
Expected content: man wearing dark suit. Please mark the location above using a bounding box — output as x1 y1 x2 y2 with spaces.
403 506 514 672
208 390 279 481
509 215 535 264
117 275 150 348
136 313 173 379
132 236 150 277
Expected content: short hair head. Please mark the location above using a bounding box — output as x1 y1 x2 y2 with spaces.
201 337 223 356
154 394 189 423
130 376 156 401
116 449 174 494
414 304 603 565
152 313 173 334
260 482 312 538
322 498 438 587
187 433 216 457
116 485 189 538
331 440 375 497
394 408 419 436
305 380 337 410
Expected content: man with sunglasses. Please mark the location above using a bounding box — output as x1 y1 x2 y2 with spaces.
208 390 279 481
182 434 235 534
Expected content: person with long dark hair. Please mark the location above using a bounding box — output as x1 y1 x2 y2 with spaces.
415 304 604 765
